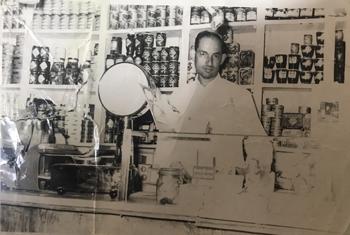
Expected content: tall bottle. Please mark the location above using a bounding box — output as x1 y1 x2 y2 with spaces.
334 30 346 83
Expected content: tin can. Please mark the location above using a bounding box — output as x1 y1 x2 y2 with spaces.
115 54 125 64
314 71 323 84
159 75 168 87
191 7 201 25
315 46 324 58
301 58 313 71
169 46 179 61
246 8 257 21
169 61 179 74
276 69 287 83
200 9 211 24
32 46 41 60
314 58 324 71
228 42 240 54
29 70 39 84
288 54 300 70
235 7 246 21
304 34 313 45
275 54 287 69
137 20 147 28
156 33 166 47
111 36 122 55
152 75 160 87
300 71 313 84
143 62 152 75
156 5 167 19
135 34 144 56
125 55 134 63
266 98 279 105
263 68 275 83
151 48 161 61
105 54 115 70
142 48 152 62
287 70 299 84
316 32 324 45
151 62 160 75
126 34 135 56
239 68 253 85
40 47 50 61
167 18 176 26
134 56 142 65
225 7 235 22
160 48 169 61
168 74 179 87
147 19 157 27
290 43 300 54
160 62 169 75
144 33 154 48
240 50 255 68
175 7 183 25
301 45 315 58
336 30 344 42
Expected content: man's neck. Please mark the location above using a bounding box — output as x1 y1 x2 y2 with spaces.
198 75 217 87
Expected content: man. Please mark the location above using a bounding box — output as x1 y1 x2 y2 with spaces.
153 30 266 136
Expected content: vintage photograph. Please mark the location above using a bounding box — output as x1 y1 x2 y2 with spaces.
1 0 350 234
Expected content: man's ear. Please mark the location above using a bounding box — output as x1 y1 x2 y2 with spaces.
220 53 227 65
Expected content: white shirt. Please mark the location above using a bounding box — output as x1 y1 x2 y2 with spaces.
152 75 266 136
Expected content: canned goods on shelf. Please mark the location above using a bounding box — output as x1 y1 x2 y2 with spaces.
168 74 179 87
155 33 166 47
159 75 168 87
304 34 313 45
168 61 179 75
190 7 201 24
169 46 179 61
144 33 154 48
266 98 278 105
142 48 152 62
143 62 152 75
235 7 246 21
200 9 210 24
151 62 160 75
160 62 169 75
151 48 161 61
160 48 169 61
156 5 167 19
225 8 235 22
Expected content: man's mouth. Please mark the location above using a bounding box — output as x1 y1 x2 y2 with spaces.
204 67 214 73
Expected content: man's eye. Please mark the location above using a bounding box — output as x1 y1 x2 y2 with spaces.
199 51 206 56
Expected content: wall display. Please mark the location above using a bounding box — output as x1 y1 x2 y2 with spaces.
1 1 350 235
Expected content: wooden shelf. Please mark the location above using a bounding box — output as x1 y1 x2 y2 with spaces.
0 84 21 89
262 83 316 89
2 29 26 35
32 29 99 38
28 84 78 90
107 25 183 35
189 21 257 30
264 18 325 25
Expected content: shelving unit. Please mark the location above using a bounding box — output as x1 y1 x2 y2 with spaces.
0 0 348 144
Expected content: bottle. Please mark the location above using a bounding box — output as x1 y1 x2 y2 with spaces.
334 30 346 83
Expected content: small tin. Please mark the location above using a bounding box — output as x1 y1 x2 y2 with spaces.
275 54 287 68
316 32 324 45
301 45 315 58
336 30 344 42
126 34 136 56
134 56 143 65
190 7 201 25
160 48 169 61
156 33 167 47
135 34 144 56
290 43 300 54
246 8 257 21
301 58 314 71
110 36 122 55
156 19 166 27
314 71 323 84
240 50 255 68
159 75 168 87
143 62 152 75
287 70 299 84
314 58 324 71
160 62 169 75
239 67 254 85
288 54 300 70
263 68 275 83
276 69 287 83
300 71 313 84
304 34 313 45
225 7 235 22
142 48 152 62
32 46 41 60
151 48 161 61
169 46 179 61
200 9 211 24
315 45 324 58
151 62 160 75
168 74 179 87
169 61 179 75
235 7 246 21
144 33 154 48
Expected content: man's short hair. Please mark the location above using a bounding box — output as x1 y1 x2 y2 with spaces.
194 30 228 54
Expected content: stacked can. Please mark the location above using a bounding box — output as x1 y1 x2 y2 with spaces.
260 98 279 135
270 102 284 137
11 35 24 84
65 49 80 85
109 4 183 29
2 43 15 84
80 104 95 143
298 106 311 137
93 4 101 31
3 5 25 29
334 30 346 83
50 47 66 85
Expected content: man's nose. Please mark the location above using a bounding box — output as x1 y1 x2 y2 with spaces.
206 55 214 66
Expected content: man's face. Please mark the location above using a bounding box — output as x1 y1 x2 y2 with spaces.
195 36 226 81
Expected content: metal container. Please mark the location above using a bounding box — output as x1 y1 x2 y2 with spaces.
304 34 313 45
169 46 179 61
155 32 167 47
144 33 154 48
142 48 152 63
287 70 299 84
290 43 300 54
126 34 136 56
